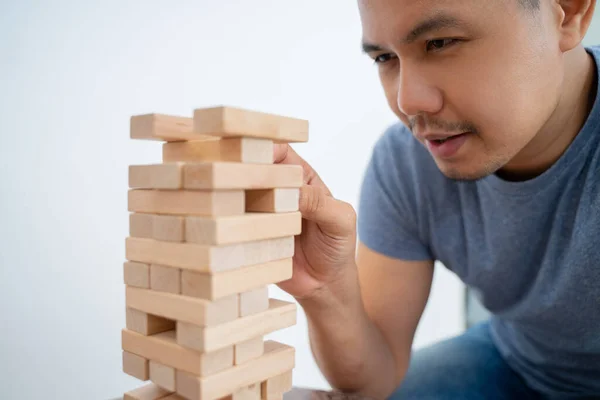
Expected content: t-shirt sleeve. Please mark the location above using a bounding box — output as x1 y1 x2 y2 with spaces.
357 127 433 261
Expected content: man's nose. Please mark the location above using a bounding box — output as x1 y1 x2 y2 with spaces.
396 65 443 118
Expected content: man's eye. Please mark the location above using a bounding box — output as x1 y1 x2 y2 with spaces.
374 53 395 64
426 38 457 52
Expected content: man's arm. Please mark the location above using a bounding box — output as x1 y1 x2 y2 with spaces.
299 241 434 399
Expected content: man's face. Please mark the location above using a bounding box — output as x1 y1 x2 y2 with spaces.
358 0 565 180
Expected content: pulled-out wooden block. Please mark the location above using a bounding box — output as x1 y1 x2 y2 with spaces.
176 341 295 400
128 189 245 216
150 361 176 391
126 286 238 327
193 106 308 143
124 382 173 400
181 258 292 300
240 287 269 317
130 114 217 142
129 164 183 189
126 308 175 336
176 299 296 352
234 337 264 365
246 189 299 213
150 264 181 294
123 351 149 381
163 138 273 164
183 163 303 190
126 236 294 273
124 261 150 289
261 370 293 398
122 329 234 376
185 212 301 245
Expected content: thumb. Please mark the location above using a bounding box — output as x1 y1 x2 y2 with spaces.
299 185 356 238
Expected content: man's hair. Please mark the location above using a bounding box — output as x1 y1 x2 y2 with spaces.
519 0 540 10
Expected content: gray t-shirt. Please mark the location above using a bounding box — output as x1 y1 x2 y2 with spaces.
357 45 600 395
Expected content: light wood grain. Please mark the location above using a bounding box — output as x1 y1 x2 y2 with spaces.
150 265 181 294
128 189 245 216
181 258 292 300
123 382 172 400
130 113 217 142
126 308 175 336
175 341 295 400
163 138 273 164
193 106 308 143
126 236 294 273
234 336 264 365
126 286 238 327
124 261 150 289
149 361 176 391
185 212 301 245
239 287 269 317
183 162 303 190
176 299 296 352
122 329 234 376
123 351 149 381
245 189 299 213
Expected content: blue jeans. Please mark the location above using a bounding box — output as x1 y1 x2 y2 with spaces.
388 321 542 400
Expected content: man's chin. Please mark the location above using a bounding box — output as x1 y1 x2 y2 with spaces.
436 162 497 182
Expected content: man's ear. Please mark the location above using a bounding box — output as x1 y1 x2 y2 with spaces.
554 0 596 51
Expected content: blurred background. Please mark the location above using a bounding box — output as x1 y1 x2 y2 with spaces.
0 1 598 399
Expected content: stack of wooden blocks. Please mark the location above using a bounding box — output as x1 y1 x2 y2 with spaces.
121 106 308 400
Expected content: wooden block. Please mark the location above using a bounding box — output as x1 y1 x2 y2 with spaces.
124 261 150 289
150 265 181 294
123 351 149 381
240 287 269 317
264 394 283 400
182 163 303 190
129 164 183 189
228 383 261 400
185 212 301 245
176 299 296 352
128 189 245 216
153 215 185 242
126 308 175 336
246 189 299 213
124 382 172 400
126 236 294 273
130 113 218 142
126 286 238 327
193 106 308 143
261 371 293 397
234 337 264 365
122 329 234 376
163 138 273 164
175 341 295 400
130 213 154 239
181 259 292 301
161 394 186 400
150 361 176 391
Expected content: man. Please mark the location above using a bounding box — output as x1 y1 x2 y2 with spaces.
274 0 599 399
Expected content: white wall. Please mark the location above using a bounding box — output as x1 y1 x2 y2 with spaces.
1 2 598 399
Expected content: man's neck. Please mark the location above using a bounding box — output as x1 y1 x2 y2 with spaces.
496 46 598 182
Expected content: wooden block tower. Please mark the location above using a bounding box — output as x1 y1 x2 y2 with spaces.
121 106 308 400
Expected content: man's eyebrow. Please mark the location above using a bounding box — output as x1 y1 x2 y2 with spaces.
361 13 466 53
404 14 465 44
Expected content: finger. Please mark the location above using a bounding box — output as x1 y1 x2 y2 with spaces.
274 143 332 196
299 185 356 237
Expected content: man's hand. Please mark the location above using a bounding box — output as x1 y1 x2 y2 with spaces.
273 143 357 300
